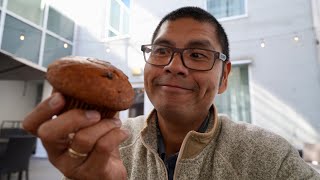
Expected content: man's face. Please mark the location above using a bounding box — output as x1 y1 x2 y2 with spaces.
144 18 230 117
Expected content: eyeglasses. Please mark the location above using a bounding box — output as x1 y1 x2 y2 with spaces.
141 44 227 71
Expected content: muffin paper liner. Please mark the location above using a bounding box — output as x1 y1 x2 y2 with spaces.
62 95 117 118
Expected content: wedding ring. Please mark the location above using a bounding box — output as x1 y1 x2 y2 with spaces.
68 147 88 159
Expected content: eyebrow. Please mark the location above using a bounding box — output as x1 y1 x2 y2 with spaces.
153 39 216 50
186 40 215 50
153 38 174 46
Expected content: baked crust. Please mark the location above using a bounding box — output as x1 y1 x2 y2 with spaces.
46 56 134 110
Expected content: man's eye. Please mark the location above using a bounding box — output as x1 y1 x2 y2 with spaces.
189 52 210 61
153 48 170 56
187 49 212 61
190 53 206 58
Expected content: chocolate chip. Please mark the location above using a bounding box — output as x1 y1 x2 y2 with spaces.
102 72 113 79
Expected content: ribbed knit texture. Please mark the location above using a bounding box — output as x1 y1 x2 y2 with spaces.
120 108 320 180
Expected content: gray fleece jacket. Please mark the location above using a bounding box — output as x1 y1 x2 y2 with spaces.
120 106 320 180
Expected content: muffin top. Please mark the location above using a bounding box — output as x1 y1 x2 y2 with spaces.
46 56 134 110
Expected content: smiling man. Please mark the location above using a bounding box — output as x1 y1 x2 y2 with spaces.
23 6 320 180
142 16 230 160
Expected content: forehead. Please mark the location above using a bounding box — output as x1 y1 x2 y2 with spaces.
154 18 222 51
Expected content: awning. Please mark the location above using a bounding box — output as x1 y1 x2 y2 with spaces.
0 50 46 81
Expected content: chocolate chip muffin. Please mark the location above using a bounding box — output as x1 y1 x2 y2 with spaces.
46 56 134 118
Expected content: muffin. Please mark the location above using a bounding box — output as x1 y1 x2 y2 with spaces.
46 56 134 118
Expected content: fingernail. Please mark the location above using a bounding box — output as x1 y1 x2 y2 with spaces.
112 119 122 127
49 93 61 108
85 110 100 121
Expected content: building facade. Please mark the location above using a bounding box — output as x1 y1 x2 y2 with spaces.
0 0 319 156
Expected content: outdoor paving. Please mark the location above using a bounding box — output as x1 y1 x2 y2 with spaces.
29 157 62 180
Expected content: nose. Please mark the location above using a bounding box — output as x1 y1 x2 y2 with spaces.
163 53 189 76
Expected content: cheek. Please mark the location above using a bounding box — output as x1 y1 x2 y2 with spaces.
144 68 151 94
144 64 157 95
199 77 220 99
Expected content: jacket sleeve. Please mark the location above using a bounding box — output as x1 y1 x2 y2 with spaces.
276 145 320 179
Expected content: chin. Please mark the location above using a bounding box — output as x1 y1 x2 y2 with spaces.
156 103 189 115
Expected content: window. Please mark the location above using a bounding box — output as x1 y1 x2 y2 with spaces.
42 34 72 67
1 15 42 63
107 0 130 38
47 7 75 41
215 65 251 122
207 0 246 19
7 0 44 26
128 88 144 117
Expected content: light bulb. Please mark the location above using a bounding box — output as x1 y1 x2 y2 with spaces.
260 41 265 48
63 43 68 48
20 35 25 41
293 36 299 42
106 48 111 53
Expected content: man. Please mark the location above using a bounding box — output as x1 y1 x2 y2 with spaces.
23 7 319 180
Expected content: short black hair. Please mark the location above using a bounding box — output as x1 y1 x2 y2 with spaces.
151 6 230 60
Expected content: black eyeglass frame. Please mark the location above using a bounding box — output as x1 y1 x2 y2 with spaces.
141 44 227 71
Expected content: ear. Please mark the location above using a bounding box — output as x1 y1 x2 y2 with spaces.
218 61 231 94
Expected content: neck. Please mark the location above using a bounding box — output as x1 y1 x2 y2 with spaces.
156 108 210 156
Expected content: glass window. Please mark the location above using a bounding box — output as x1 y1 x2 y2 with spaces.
215 65 251 122
42 34 72 67
110 0 120 31
107 0 130 38
207 0 245 19
47 6 75 41
7 0 44 26
121 0 130 7
0 0 3 6
129 88 144 117
122 11 130 34
108 30 117 37
1 15 41 63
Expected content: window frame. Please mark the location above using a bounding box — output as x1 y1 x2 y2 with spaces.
105 0 130 40
215 60 252 123
206 0 248 21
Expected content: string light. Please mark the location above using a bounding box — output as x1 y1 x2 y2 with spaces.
19 34 25 41
63 43 68 48
260 39 266 48
293 35 299 42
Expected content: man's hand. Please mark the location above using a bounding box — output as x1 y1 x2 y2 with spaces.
23 92 129 180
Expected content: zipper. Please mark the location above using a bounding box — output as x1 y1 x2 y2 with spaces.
140 137 169 180
172 131 193 180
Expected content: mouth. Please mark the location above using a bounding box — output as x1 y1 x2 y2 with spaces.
153 75 196 93
160 84 191 90
156 82 194 93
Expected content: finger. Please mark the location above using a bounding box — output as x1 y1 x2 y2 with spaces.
23 92 65 135
93 128 130 157
68 128 130 179
69 118 122 155
39 109 101 170
57 128 130 179
38 109 101 144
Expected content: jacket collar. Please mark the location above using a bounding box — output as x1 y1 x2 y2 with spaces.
140 104 222 159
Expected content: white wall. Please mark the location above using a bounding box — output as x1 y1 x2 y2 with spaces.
0 80 38 123
312 0 320 66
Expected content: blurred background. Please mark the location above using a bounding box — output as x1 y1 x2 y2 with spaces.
0 0 319 179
